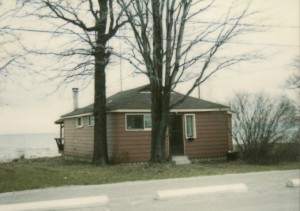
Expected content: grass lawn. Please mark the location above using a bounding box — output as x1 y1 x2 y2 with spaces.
0 156 299 193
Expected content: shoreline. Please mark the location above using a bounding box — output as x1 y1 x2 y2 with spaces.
0 133 60 163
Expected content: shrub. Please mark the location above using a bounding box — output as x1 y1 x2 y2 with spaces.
230 93 297 164
273 142 300 162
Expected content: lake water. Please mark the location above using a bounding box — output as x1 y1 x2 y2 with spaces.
0 133 61 163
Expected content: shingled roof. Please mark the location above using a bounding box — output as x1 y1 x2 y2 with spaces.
61 84 229 118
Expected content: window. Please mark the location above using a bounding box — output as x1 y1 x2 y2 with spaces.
144 115 152 129
185 114 196 139
76 117 83 128
88 115 95 126
126 114 152 130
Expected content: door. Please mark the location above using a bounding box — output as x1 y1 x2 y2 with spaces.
169 114 184 155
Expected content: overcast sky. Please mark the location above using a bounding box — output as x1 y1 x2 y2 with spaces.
0 0 299 135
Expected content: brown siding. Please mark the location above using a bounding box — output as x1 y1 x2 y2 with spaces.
63 113 119 162
185 111 231 159
63 110 232 163
107 113 120 161
64 116 94 161
227 113 233 151
109 113 151 163
63 112 152 163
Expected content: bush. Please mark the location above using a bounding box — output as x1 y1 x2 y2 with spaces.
230 93 298 164
273 142 300 162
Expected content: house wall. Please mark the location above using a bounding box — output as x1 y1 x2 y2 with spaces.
107 113 120 161
62 110 232 163
108 113 152 163
227 113 233 151
185 111 232 159
109 111 231 162
64 116 94 161
62 112 152 163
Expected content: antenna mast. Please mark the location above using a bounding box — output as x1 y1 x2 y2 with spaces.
119 31 123 92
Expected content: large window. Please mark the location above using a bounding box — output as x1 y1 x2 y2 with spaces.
126 114 152 130
185 114 196 139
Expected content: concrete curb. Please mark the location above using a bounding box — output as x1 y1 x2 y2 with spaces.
286 179 300 187
0 195 108 211
156 183 247 200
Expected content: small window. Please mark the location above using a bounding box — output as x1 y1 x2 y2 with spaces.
185 114 196 139
88 115 95 126
144 115 152 129
76 117 83 128
126 114 152 130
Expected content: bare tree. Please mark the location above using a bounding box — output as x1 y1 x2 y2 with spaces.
117 0 256 162
230 93 297 163
20 0 127 165
286 58 300 90
0 1 13 75
0 1 27 93
285 58 300 113
286 58 300 108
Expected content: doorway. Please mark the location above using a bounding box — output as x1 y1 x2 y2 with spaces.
169 114 184 155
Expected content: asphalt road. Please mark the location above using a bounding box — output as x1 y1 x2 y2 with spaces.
0 170 299 211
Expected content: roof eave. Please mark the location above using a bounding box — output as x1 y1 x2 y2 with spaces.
59 107 230 119
54 118 64 124
60 112 93 119
109 108 230 113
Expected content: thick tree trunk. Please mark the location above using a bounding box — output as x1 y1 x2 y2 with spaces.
92 0 110 165
93 43 109 165
149 0 169 162
150 84 170 163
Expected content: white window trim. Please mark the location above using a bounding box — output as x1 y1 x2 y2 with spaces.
76 117 83 128
184 114 197 139
88 115 95 127
125 113 152 131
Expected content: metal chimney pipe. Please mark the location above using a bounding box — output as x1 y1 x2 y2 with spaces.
72 88 79 110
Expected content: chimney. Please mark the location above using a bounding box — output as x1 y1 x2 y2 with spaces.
72 88 79 110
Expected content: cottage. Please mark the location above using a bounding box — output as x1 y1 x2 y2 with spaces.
55 85 233 163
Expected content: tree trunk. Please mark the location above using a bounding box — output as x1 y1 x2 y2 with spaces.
149 0 168 163
93 43 109 165
150 84 170 163
93 0 110 165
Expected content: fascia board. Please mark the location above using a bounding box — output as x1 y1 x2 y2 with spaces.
109 108 230 113
61 112 93 119
60 108 231 119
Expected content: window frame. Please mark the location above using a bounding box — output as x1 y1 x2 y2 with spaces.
76 117 83 128
88 115 95 127
184 114 196 139
125 114 152 131
143 114 152 129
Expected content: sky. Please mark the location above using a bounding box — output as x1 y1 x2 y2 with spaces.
0 0 299 135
